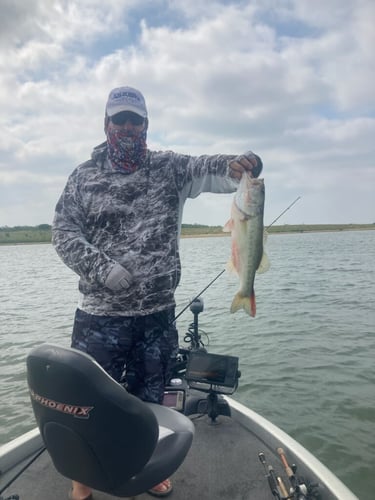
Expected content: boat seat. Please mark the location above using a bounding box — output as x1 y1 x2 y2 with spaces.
26 343 194 497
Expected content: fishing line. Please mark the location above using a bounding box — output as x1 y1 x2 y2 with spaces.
173 196 301 322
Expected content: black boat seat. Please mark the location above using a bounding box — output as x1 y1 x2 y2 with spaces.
26 343 194 497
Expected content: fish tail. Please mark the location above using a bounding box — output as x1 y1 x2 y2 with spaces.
230 291 256 317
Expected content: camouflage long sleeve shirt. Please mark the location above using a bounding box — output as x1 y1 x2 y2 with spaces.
52 143 238 316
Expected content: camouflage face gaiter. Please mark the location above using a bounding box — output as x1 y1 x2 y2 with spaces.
106 127 147 173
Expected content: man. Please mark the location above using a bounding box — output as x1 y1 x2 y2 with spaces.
52 86 262 499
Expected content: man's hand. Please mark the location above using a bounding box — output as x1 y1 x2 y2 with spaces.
105 263 133 292
229 151 263 180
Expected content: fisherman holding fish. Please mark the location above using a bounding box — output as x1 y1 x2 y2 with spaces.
52 86 262 500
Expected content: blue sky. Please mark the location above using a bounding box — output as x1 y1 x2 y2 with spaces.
0 0 374 227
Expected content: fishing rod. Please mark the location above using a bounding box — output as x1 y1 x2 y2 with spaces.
173 269 225 322
258 452 289 499
266 196 301 230
173 196 301 322
268 447 320 500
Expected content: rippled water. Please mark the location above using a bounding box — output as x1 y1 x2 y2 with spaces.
1 231 374 499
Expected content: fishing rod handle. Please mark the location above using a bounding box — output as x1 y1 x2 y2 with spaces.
277 476 289 498
277 447 294 478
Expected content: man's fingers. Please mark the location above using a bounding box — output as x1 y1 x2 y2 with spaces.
229 152 262 180
229 161 244 179
237 155 258 169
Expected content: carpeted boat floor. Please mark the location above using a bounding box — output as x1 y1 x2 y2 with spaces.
3 414 281 500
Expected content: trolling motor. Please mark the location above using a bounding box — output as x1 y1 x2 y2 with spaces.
183 297 206 350
164 297 240 422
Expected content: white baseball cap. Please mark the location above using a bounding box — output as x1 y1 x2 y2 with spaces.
105 86 147 118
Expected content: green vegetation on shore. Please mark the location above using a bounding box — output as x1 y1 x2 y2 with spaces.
1 223 374 245
0 225 53 245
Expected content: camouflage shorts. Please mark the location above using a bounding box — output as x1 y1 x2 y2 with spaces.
71 307 179 404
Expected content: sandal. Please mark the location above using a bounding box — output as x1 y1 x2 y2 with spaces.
147 478 173 497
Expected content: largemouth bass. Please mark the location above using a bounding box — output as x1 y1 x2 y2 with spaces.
224 174 269 317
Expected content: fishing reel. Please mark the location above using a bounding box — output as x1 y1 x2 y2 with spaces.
259 450 321 500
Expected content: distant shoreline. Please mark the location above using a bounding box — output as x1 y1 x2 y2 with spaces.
0 223 374 245
182 226 375 238
182 223 375 238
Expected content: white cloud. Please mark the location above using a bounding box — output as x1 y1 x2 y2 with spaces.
0 0 374 227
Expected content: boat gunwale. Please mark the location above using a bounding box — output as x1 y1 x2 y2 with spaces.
0 428 43 480
226 396 358 500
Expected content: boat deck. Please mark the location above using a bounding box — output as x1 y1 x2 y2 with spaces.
2 413 280 500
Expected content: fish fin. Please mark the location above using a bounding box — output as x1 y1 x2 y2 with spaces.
230 292 256 317
226 259 238 275
223 219 233 233
257 251 270 274
256 230 270 274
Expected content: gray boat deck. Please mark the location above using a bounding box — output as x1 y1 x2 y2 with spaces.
2 413 280 500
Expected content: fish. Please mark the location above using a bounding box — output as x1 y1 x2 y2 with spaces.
223 174 269 317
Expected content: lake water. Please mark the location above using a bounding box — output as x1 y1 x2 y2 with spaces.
0 231 374 499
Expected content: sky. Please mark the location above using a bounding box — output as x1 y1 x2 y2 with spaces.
0 0 374 228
